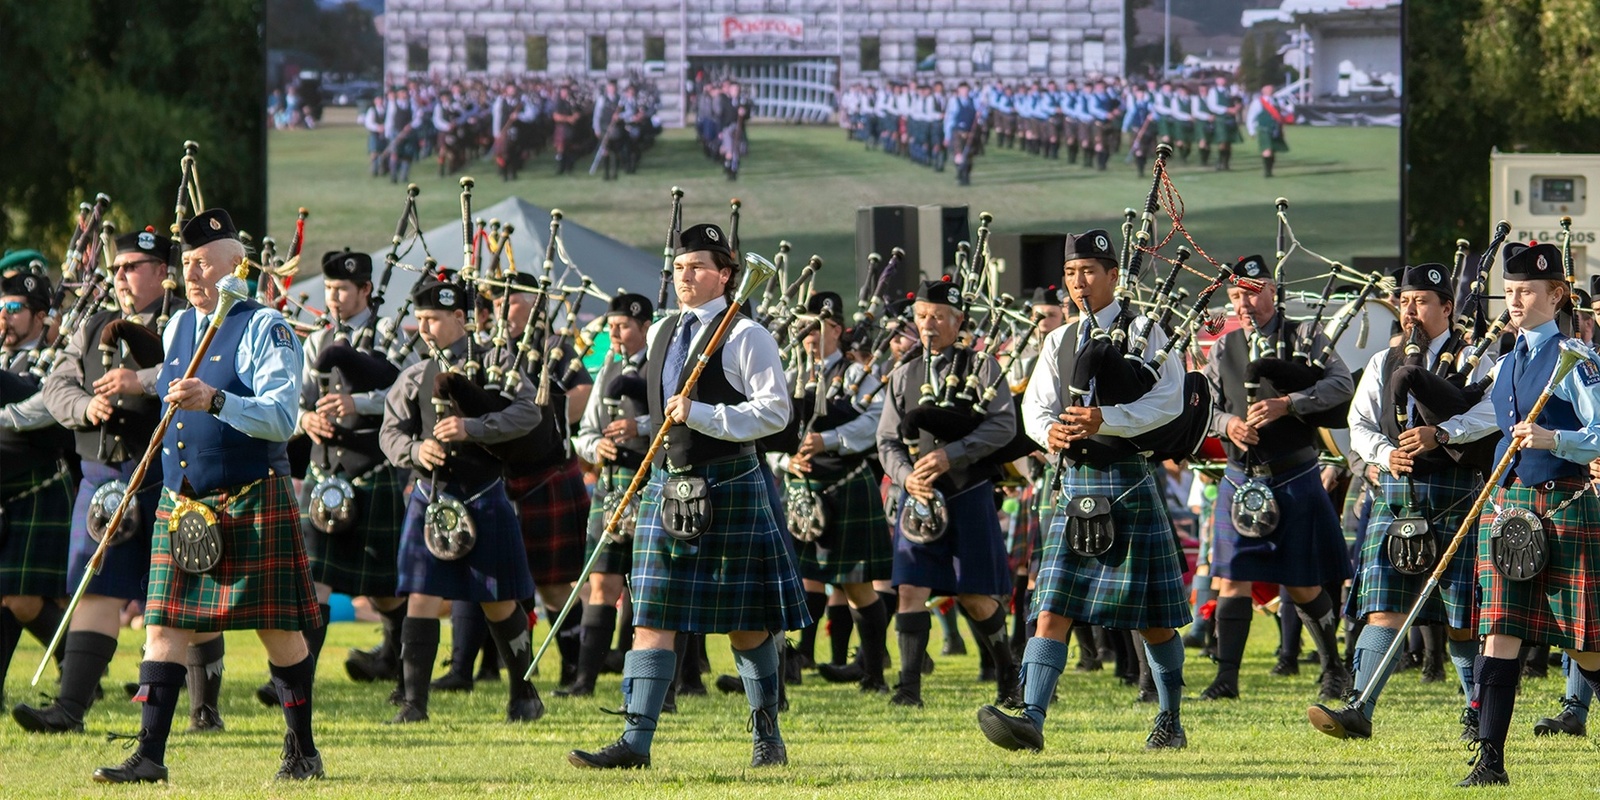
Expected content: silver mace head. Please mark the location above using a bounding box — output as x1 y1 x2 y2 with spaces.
212 261 253 324
739 253 780 304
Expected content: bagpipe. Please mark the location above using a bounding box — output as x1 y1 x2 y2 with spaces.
24 198 116 381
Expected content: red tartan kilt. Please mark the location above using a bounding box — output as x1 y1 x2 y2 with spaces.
144 477 322 633
1476 477 1600 650
508 459 590 587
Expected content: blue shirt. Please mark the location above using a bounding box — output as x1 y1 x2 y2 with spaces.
162 303 303 443
1445 319 1600 466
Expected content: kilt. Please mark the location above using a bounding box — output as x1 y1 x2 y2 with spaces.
1210 115 1243 145
0 463 73 597
145 477 322 632
1255 113 1289 152
300 464 404 598
793 465 893 585
68 460 158 601
630 455 811 634
508 458 590 587
397 477 534 603
892 480 1010 596
1212 460 1352 587
1163 119 1194 142
1348 467 1480 629
585 467 638 577
1476 476 1600 650
1032 458 1191 630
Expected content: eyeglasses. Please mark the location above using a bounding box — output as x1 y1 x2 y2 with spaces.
114 259 163 273
0 301 27 314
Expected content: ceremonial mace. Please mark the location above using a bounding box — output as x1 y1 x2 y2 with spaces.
525 252 778 679
32 261 256 686
1337 338 1592 712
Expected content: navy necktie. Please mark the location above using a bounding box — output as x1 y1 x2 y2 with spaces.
661 315 697 403
1505 338 1531 486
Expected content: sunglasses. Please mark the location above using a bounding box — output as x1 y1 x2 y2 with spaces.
1 301 28 314
114 259 163 273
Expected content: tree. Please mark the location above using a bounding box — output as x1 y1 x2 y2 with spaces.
0 1 265 258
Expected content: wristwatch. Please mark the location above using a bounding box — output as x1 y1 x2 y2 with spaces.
1433 427 1450 446
207 390 227 416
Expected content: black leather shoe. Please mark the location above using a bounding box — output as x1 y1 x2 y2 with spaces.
345 646 398 683
1456 743 1509 787
1199 677 1239 700
1074 655 1103 672
860 674 891 694
818 662 863 684
275 732 325 780
508 692 545 722
714 674 743 694
1460 706 1479 743
1533 705 1587 737
389 703 428 724
568 739 650 769
889 685 923 707
751 739 788 767
1318 661 1353 701
996 667 1023 709
977 704 1043 752
187 705 225 733
430 671 474 693
553 682 594 698
941 637 967 656
1307 701 1372 739
1145 710 1187 750
12 700 85 733
255 681 279 707
387 684 405 706
1269 654 1300 677
93 752 168 784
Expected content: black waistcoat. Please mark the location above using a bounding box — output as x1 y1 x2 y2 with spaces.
1377 332 1463 477
417 358 504 487
75 310 162 465
1214 323 1317 467
645 309 753 471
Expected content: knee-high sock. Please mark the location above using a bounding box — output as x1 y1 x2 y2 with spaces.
1570 663 1600 725
1293 590 1341 671
1474 655 1520 766
186 636 225 716
969 605 1016 676
377 601 408 664
577 602 617 690
896 611 931 692
1019 636 1068 729
1567 657 1593 722
1277 590 1302 659
552 603 582 682
132 660 186 766
797 591 827 662
615 596 635 653
0 608 22 693
1144 634 1186 715
1072 624 1098 664
1449 637 1478 705
22 602 66 665
268 655 317 754
852 598 890 678
304 603 331 669
826 604 855 665
733 635 783 743
965 607 995 671
1212 596 1253 685
486 610 535 701
1350 624 1401 718
57 631 119 717
448 602 488 679
400 617 440 711
619 648 676 756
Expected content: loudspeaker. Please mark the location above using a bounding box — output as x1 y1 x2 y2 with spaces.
988 232 1068 301
855 205 971 302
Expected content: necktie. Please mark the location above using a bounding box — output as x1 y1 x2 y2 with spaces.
661 315 697 403
1505 338 1531 486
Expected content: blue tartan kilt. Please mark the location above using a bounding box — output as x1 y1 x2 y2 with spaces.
630 455 811 634
68 460 158 601
1348 468 1480 629
793 465 894 586
585 467 637 577
1212 461 1352 586
891 480 1010 596
1032 458 1192 630
759 460 801 563
396 478 534 603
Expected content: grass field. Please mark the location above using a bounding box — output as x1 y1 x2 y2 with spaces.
2 613 1591 798
268 110 1399 303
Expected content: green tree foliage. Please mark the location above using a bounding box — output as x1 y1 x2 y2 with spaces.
266 0 383 80
0 0 265 259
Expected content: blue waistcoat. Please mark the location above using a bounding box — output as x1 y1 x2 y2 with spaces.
1491 335 1585 486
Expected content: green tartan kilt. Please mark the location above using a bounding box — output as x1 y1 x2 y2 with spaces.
630 455 812 634
1162 119 1194 142
1210 115 1243 145
1348 468 1480 630
1477 476 1600 650
300 464 404 597
1256 114 1289 152
585 466 637 576
793 465 893 585
0 465 73 597
145 476 323 633
1032 457 1191 630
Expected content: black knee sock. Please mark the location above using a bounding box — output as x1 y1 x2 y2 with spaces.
827 604 855 665
486 610 535 701
1073 623 1098 665
22 602 66 666
186 636 225 715
896 611 931 692
1474 655 1520 767
852 598 890 678
0 608 21 688
57 631 119 717
1213 596 1254 685
1278 594 1302 660
577 602 616 690
268 655 317 754
304 604 331 669
401 617 440 710
970 605 1015 674
1293 590 1341 670
133 660 186 765
448 602 488 679
553 604 581 684
963 608 995 671
376 600 408 663
798 591 827 662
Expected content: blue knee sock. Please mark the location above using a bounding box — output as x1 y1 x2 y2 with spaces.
1574 663 1600 725
1351 624 1400 718
1019 636 1068 730
733 635 783 743
619 648 676 756
1448 637 1478 706
1143 634 1186 715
